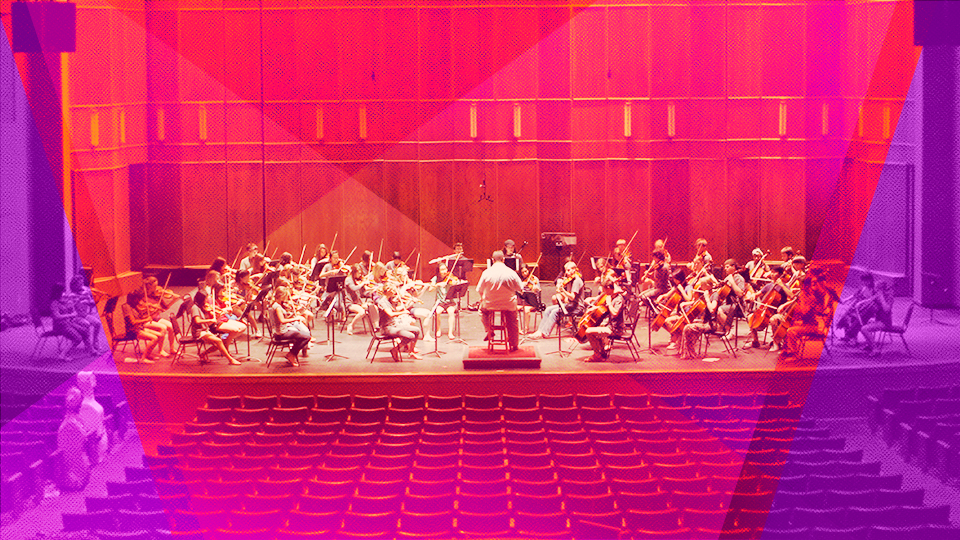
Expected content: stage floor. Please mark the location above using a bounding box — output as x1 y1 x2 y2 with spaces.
3 296 958 380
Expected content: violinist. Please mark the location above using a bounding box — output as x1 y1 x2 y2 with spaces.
120 289 169 363
392 265 432 329
344 263 374 336
359 250 374 277
68 275 105 351
310 244 330 272
517 264 542 335
198 270 247 350
714 259 746 334
425 261 461 340
476 251 524 351
142 276 177 353
503 239 524 275
238 243 259 273
745 265 791 349
385 251 404 272
186 294 242 366
639 249 670 300
266 286 311 367
248 253 268 285
232 270 261 338
687 238 713 275
582 269 626 362
612 239 633 286
774 276 827 363
209 257 233 281
533 261 584 339
378 284 422 361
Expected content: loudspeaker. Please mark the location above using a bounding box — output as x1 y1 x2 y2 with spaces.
12 2 76 53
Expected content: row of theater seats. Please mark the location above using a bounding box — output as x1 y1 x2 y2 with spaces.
1 391 129 519
867 385 960 482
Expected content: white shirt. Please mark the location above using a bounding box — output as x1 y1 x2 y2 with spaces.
476 261 523 311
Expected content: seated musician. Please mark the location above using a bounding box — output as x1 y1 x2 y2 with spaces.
359 250 373 277
774 276 828 362
209 257 233 280
639 249 670 301
232 270 261 338
344 263 374 335
517 264 542 335
57 388 90 491
68 275 106 351
120 289 169 363
143 276 177 353
248 253 268 285
714 259 746 335
425 261 462 340
317 250 350 311
378 284 422 361
198 270 247 350
583 269 626 362
677 286 720 361
266 286 311 367
687 238 713 274
477 251 524 351
394 265 432 328
310 244 330 277
745 248 771 293
612 239 633 286
503 240 524 274
185 294 241 365
857 280 894 356
533 261 584 339
835 273 876 343
385 251 404 272
238 243 259 273
51 283 96 359
662 272 718 350
746 265 792 349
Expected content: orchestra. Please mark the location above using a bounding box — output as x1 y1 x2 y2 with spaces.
91 231 868 369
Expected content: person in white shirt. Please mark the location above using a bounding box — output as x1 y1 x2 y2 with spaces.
476 251 524 351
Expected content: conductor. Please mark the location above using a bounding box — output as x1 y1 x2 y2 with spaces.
477 251 524 351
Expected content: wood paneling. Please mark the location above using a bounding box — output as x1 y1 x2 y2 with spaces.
571 8 606 99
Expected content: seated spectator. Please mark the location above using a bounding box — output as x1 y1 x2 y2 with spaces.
76 371 108 464
57 388 91 491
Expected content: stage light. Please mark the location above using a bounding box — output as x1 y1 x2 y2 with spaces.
89 109 99 148
198 104 207 142
118 108 126 145
857 105 864 139
882 103 891 140
623 101 632 138
513 102 522 139
316 105 324 141
821 102 829 137
778 100 787 138
667 102 676 139
156 107 165 142
470 102 478 139
359 104 367 140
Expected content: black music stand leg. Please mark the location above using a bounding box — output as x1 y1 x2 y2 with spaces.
324 290 348 361
423 305 445 358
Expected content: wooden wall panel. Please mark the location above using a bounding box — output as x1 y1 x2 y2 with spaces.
419 162 455 247
451 7 482 98
146 164 183 266
382 161 422 257
608 6 649 98
343 164 386 261
453 161 497 259
650 5 690 98
228 163 266 261
295 8 338 101
760 159 807 258
651 160 692 260
727 159 762 262
73 9 111 106
338 9 379 101
539 161 571 235
762 5 806 97
263 9 298 103
571 8 606 99
181 164 228 265
537 6 570 99
496 161 540 256
420 8 451 101
690 4 726 98
74 170 116 277
607 160 651 256
728 5 762 97
572 161 607 277
384 8 419 101
688 160 728 258
224 9 260 103
493 7 539 100
299 162 345 258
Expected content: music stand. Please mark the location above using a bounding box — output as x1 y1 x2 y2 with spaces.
260 270 280 290
423 285 458 358
504 256 521 274
237 289 269 363
518 290 545 345
450 258 474 305
445 282 470 345
322 275 348 361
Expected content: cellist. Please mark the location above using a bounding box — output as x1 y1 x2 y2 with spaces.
745 265 792 349
714 259 746 335
582 269 626 362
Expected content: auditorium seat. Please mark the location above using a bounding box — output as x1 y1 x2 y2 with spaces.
396 510 454 539
513 511 570 539
205 396 242 410
502 394 538 409
401 492 454 514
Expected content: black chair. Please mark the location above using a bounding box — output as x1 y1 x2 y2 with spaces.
171 303 209 367
874 302 914 356
105 296 142 361
30 310 69 362
366 309 400 362
608 295 643 362
262 307 299 368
